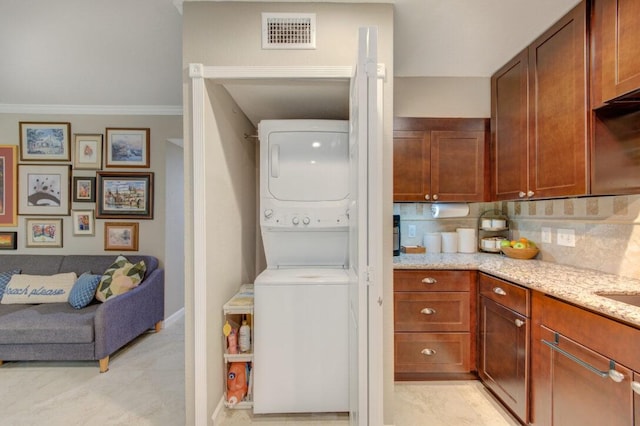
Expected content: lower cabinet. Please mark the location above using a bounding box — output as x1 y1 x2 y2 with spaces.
531 291 640 426
478 273 530 424
394 269 476 380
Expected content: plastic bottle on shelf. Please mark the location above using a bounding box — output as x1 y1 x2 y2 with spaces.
239 319 251 353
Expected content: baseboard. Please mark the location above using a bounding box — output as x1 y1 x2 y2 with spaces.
163 307 185 328
211 396 225 426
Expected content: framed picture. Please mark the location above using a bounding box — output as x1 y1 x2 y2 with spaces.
18 165 71 216
73 134 103 170
19 122 71 162
105 128 150 168
72 176 96 202
104 222 139 251
0 232 17 250
71 210 95 236
96 172 153 219
25 217 63 248
0 145 17 226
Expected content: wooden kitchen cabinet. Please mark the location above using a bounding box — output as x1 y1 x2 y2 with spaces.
491 1 588 200
591 0 640 107
394 118 489 202
394 269 477 380
478 273 530 424
530 291 640 426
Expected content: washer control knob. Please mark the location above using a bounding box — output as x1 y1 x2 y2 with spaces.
264 209 273 218
302 216 311 225
292 217 300 225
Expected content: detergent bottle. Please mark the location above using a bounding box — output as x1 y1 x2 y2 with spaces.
239 318 251 352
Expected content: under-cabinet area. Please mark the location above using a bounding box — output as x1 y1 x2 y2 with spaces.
394 260 640 426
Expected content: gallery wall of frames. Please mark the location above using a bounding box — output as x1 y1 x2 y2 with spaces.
0 121 156 252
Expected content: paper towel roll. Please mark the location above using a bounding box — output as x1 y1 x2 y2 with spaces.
431 203 470 218
441 232 458 253
457 228 477 253
423 233 441 253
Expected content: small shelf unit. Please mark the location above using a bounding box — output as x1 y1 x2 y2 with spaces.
222 284 254 409
478 209 511 253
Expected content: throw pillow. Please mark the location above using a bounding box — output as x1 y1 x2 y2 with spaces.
95 255 146 302
68 272 102 309
0 269 21 301
1 272 77 304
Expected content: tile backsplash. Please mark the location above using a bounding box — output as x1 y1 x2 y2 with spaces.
394 194 640 280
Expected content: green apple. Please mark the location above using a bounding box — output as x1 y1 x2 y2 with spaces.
513 242 526 249
500 240 511 248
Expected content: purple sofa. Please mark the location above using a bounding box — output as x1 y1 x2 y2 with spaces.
0 254 164 372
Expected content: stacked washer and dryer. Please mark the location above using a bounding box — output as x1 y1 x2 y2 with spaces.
253 119 350 414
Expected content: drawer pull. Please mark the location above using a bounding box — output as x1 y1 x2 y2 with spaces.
420 307 437 315
514 319 525 327
421 348 436 356
632 382 640 395
421 277 437 284
542 333 625 383
493 287 507 296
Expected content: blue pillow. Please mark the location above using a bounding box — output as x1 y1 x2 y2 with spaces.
68 272 101 309
0 269 20 301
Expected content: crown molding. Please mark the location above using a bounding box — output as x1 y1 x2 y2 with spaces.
0 104 183 116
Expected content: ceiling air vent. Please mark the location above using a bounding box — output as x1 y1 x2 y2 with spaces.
262 13 316 50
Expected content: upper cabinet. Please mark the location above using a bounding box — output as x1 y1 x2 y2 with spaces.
590 0 640 195
591 0 640 107
491 2 589 201
394 118 489 203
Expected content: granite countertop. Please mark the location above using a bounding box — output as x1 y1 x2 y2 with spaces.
394 253 640 328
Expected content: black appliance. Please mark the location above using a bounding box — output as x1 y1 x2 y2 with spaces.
393 215 400 256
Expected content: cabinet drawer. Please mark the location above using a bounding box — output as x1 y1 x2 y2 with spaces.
479 273 529 315
395 292 470 332
394 270 474 292
395 332 470 373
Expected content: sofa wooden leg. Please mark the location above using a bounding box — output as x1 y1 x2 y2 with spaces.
155 321 163 333
0 360 3 367
99 356 109 373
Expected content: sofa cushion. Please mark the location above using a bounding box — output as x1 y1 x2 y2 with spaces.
0 269 21 301
95 255 146 302
1 272 77 304
0 302 98 344
68 273 101 309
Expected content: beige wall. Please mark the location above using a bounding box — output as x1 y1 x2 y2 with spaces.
183 1 394 424
394 76 491 118
0 112 183 317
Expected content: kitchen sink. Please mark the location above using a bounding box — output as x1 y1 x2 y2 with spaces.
596 292 640 308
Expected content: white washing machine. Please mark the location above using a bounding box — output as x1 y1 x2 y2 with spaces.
253 119 350 414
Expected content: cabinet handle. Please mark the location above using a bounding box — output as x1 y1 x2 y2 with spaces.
542 333 626 383
493 287 507 296
424 194 430 200
433 194 439 200
421 277 437 284
527 190 535 197
518 191 526 198
514 319 525 327
421 348 436 356
632 382 640 395
421 307 437 315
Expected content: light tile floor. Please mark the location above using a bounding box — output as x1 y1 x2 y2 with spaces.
0 314 518 426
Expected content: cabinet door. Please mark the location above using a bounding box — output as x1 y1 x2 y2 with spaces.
430 130 488 202
395 332 470 374
491 49 529 201
528 1 588 198
592 0 640 105
535 326 632 426
393 130 430 201
479 296 529 423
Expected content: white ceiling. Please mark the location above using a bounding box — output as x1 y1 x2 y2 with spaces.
0 0 581 112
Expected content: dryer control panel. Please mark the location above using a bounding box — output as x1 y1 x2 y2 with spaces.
261 206 348 229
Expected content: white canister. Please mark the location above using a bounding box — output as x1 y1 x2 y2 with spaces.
481 218 492 229
423 233 442 253
481 237 496 250
441 232 458 253
457 228 477 253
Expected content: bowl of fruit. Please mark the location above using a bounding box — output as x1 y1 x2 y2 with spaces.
500 237 539 260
